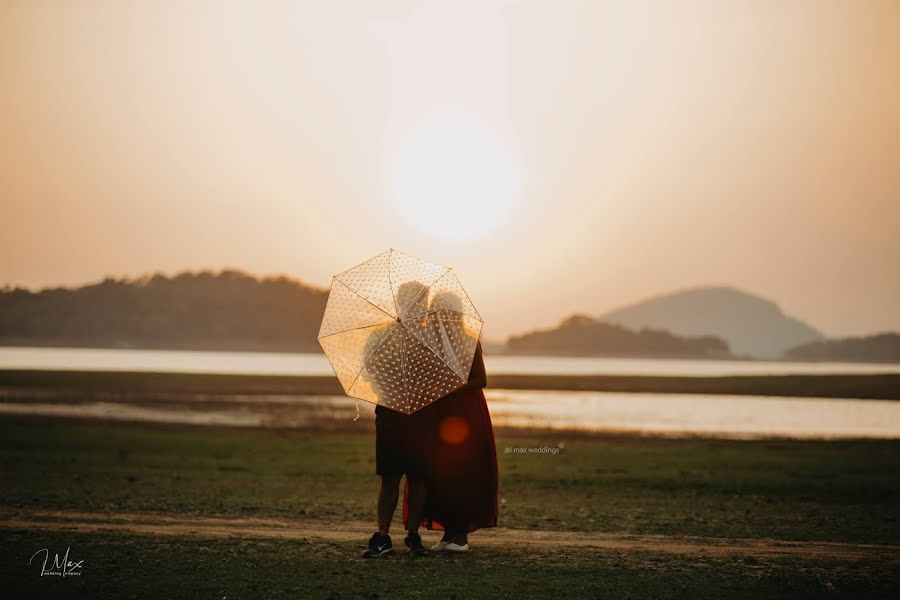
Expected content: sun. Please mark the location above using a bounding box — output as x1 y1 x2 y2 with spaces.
387 109 520 241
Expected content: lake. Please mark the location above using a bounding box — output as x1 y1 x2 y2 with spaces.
1 388 898 440
2 346 899 377
487 390 900 439
2 346 898 440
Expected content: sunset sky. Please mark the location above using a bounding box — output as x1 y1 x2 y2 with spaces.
1 0 898 340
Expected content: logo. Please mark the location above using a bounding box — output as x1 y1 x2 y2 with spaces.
29 547 83 577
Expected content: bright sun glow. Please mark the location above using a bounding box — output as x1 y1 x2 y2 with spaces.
388 110 520 241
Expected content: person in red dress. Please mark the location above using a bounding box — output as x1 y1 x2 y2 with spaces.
401 290 498 552
403 339 498 552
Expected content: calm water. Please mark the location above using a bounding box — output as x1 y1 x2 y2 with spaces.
0 389 897 439
2 346 898 439
2 346 899 376
487 390 900 439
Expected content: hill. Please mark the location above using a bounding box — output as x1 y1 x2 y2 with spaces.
505 314 731 358
785 332 900 363
0 270 328 352
601 286 823 358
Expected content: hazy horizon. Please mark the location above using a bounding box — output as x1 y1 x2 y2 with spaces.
2 1 899 340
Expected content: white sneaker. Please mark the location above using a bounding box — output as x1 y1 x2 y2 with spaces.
431 539 470 553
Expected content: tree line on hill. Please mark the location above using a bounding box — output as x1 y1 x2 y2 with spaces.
505 314 731 358
785 333 900 363
1 270 896 362
0 270 327 352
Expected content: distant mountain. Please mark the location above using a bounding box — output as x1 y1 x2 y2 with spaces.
0 270 328 352
506 314 731 358
600 286 823 358
786 333 900 363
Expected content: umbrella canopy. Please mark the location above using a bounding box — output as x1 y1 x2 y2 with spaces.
318 249 483 414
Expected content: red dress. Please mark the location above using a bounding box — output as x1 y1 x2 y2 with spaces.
402 343 499 533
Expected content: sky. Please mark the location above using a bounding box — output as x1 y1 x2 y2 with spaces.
1 0 898 341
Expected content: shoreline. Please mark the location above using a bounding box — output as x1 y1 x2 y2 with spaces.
1 369 898 400
4 342 900 365
1 411 897 441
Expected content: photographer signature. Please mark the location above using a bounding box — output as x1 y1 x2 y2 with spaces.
29 547 83 577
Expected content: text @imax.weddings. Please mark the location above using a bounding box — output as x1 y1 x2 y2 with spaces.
505 442 565 455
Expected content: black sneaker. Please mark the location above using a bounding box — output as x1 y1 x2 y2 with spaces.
361 532 392 558
404 531 427 557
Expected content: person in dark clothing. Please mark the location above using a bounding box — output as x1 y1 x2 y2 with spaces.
362 281 431 558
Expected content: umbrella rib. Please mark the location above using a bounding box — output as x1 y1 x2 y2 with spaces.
455 273 484 322
404 308 478 322
334 249 392 280
408 325 468 383
407 268 482 322
345 322 398 396
333 276 396 319
317 320 393 340
398 266 449 318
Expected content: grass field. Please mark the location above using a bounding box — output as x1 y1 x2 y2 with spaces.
1 416 899 598
1 417 899 541
4 529 899 600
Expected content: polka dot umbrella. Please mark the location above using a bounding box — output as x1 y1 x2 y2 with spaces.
318 249 483 415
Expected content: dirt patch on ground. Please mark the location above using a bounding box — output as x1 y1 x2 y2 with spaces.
2 507 897 562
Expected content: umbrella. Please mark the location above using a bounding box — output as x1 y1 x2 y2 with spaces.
318 249 483 414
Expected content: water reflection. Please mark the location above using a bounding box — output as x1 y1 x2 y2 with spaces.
487 390 900 439
1 388 898 439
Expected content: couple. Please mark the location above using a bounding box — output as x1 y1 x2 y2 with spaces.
360 283 499 558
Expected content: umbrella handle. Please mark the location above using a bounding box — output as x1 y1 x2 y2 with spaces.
353 399 360 422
